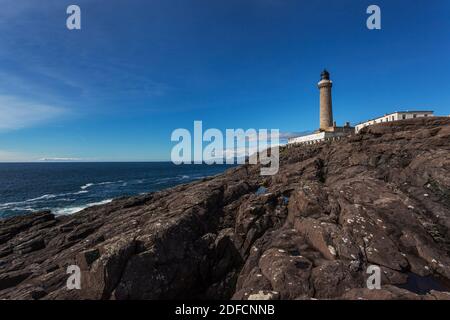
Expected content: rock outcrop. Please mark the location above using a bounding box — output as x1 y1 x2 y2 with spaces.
1 117 449 300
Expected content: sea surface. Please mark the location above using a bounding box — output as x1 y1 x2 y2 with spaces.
0 162 231 219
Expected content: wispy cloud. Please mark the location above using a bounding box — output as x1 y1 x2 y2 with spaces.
204 133 288 162
0 95 66 131
0 153 89 162
239 131 312 143
38 157 84 162
0 149 31 162
202 130 314 162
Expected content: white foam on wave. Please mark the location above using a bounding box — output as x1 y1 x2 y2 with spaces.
80 180 123 190
0 194 57 209
73 190 88 195
0 189 91 208
98 181 118 185
11 206 34 212
1 180 128 214
80 183 94 190
26 194 57 202
1 181 118 212
54 199 113 216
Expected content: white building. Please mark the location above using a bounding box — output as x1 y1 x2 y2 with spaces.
288 130 349 145
355 111 434 134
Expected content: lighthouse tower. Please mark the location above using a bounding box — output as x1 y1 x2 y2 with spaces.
288 70 354 145
318 69 334 131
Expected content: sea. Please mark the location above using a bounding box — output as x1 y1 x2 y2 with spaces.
0 162 231 219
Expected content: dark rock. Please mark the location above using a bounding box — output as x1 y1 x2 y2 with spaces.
0 271 32 290
15 237 45 254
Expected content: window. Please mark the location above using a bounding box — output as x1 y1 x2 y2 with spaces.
392 116 394 121
424 114 428 117
402 115 406 120
413 114 417 118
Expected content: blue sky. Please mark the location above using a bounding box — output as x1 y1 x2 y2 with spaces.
0 0 449 161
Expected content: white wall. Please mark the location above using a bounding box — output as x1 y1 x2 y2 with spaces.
355 112 433 133
289 132 326 144
288 131 349 145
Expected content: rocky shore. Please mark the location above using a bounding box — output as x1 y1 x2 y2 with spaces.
1 117 450 300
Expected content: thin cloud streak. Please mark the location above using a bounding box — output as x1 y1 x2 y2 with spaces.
0 149 32 162
38 157 84 162
0 95 67 131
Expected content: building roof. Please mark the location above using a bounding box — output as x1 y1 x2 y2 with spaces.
355 110 434 126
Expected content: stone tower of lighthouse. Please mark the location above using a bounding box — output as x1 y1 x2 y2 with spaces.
318 69 334 131
287 70 354 145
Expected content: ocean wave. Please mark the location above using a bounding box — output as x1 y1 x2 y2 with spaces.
54 199 113 216
80 181 123 190
1 172 220 216
73 190 88 195
98 181 121 186
80 183 94 190
0 175 192 210
10 206 35 212
0 190 90 209
26 194 57 202
0 201 25 209
0 194 56 208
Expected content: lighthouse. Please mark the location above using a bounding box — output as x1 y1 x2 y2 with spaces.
318 69 334 131
288 70 354 145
